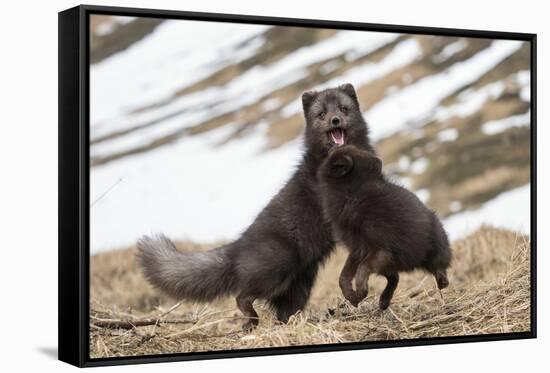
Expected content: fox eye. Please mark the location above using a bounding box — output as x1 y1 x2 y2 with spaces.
318 111 326 119
341 106 349 114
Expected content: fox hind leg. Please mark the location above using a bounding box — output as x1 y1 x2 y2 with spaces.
355 260 371 304
379 272 399 310
271 265 317 323
236 293 259 332
434 269 449 289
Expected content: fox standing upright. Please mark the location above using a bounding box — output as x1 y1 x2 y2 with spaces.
318 145 452 310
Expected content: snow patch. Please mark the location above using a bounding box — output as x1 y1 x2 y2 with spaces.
91 124 303 253
516 70 531 101
366 40 524 141
92 28 401 155
437 128 459 142
443 185 530 240
410 157 429 174
262 98 282 112
481 111 530 135
435 81 504 124
91 21 271 126
320 60 343 75
449 201 462 213
432 39 467 63
398 155 411 171
415 189 430 203
280 37 422 118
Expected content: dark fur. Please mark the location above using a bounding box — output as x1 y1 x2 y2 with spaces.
136 84 375 330
318 145 452 310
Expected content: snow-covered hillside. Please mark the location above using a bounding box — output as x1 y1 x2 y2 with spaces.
90 17 531 253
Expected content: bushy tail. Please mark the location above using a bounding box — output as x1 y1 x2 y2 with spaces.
136 234 236 302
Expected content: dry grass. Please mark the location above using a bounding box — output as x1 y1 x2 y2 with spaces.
90 226 531 358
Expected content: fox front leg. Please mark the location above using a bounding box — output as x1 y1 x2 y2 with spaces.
339 253 362 307
354 259 371 303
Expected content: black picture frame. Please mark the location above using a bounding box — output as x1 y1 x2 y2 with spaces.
58 4 537 368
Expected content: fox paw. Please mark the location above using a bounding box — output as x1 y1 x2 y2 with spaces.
241 319 258 332
379 297 391 310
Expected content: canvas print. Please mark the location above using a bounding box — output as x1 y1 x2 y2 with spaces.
89 15 532 358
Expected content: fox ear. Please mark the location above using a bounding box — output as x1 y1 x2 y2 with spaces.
368 156 383 175
302 90 318 113
327 153 354 178
339 83 360 109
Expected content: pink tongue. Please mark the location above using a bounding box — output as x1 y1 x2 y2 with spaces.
331 129 344 145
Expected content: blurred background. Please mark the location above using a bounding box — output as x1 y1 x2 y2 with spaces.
89 16 531 254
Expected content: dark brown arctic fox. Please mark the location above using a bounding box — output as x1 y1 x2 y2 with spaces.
318 145 451 310
136 84 376 330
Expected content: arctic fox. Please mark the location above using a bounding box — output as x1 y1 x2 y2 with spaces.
318 145 451 310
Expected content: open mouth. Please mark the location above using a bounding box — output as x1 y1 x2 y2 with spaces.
328 128 346 146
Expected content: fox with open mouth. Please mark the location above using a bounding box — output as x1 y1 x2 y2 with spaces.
302 83 375 159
